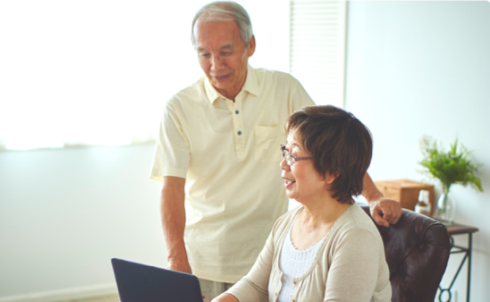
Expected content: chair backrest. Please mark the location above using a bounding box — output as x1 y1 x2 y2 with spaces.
361 206 451 302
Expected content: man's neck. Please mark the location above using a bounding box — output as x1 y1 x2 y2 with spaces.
215 71 248 101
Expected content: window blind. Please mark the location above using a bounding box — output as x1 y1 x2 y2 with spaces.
289 0 347 107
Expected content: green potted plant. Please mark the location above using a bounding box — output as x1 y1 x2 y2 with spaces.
419 136 483 224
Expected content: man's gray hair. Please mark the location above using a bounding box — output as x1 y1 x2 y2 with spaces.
191 1 253 48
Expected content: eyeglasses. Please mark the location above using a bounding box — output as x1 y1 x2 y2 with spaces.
280 145 312 166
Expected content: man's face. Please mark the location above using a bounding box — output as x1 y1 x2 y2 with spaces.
194 19 255 100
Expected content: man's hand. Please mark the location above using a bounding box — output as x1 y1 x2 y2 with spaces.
160 177 192 274
166 257 192 275
362 173 402 227
369 197 402 227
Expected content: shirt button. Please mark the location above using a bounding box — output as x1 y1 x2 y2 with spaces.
237 131 242 135
235 110 239 114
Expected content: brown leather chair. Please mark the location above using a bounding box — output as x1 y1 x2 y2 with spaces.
362 206 451 302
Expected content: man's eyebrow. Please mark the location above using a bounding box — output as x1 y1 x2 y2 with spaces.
197 45 232 52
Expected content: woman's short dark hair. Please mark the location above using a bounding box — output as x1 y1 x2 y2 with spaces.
286 105 373 204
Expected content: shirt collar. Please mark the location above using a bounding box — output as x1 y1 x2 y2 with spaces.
204 65 259 104
242 65 259 98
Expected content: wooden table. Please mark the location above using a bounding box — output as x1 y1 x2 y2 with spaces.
438 223 479 302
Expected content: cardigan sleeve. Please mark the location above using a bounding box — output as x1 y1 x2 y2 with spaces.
225 216 284 302
323 228 382 302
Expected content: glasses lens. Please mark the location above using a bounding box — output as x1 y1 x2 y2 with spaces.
285 150 294 165
281 145 294 165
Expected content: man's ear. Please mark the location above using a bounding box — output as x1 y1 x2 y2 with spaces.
247 35 256 57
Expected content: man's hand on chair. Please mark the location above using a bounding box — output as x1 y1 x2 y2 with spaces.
369 197 402 227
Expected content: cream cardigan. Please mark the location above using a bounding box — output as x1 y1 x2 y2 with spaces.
226 203 391 302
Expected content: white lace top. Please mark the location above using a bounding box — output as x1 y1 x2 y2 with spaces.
278 212 327 302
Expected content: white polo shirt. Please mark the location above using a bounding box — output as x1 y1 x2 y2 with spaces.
151 65 314 282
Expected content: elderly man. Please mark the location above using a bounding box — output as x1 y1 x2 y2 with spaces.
150 1 402 299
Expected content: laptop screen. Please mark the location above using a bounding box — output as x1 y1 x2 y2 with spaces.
111 258 203 302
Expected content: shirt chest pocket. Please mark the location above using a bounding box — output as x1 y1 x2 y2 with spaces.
254 125 285 163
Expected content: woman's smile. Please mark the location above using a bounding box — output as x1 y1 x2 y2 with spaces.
282 177 296 188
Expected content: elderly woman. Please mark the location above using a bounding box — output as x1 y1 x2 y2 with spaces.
212 105 391 302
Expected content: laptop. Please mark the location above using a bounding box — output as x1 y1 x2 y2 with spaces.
111 258 204 302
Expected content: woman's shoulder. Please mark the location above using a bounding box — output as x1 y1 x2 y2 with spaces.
332 203 381 240
317 204 385 262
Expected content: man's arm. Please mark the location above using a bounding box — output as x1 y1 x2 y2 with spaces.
362 173 402 227
160 176 192 274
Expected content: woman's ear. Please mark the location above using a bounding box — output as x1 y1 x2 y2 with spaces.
324 171 339 184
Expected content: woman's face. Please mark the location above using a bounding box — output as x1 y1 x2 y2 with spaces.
280 129 329 203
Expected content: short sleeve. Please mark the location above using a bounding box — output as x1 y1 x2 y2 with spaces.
288 76 315 115
150 100 190 182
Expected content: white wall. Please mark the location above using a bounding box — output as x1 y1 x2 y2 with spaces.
0 144 164 299
345 2 490 301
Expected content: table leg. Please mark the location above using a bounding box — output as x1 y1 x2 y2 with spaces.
467 233 472 302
